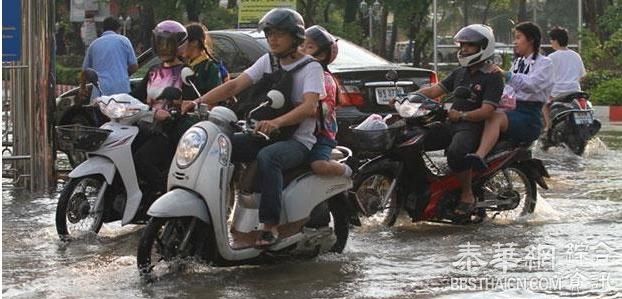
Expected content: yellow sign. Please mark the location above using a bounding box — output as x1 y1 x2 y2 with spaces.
238 0 297 28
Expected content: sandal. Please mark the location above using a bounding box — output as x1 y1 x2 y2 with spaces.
465 153 488 171
453 201 475 216
255 230 279 248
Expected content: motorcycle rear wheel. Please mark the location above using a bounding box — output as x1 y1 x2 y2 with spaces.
136 217 215 275
480 166 537 221
352 160 401 227
55 175 106 241
567 138 588 156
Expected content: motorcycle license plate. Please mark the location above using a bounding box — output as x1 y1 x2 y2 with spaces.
375 87 404 105
572 111 593 125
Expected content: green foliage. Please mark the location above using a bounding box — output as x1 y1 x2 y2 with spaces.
598 1 622 35
582 70 621 93
590 78 622 105
56 55 84 68
55 63 81 85
580 29 622 71
197 5 237 30
603 30 622 67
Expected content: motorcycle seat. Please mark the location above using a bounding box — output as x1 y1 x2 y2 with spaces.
551 91 589 103
283 164 312 188
486 139 532 161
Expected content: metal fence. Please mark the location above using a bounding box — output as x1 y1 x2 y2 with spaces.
2 0 56 193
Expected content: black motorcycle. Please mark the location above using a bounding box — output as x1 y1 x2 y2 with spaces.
541 92 601 155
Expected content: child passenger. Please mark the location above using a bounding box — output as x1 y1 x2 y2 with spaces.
302 25 352 177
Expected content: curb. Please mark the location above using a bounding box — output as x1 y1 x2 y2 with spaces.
593 106 622 123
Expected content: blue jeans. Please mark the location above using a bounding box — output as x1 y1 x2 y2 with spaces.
231 134 310 225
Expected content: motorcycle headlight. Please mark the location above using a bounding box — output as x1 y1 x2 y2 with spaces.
176 127 208 168
98 101 141 119
217 135 230 166
413 106 432 118
398 102 425 118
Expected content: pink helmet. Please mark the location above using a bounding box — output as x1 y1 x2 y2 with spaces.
305 25 338 65
152 20 188 58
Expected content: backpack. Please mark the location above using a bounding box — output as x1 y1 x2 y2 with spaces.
205 51 230 83
241 54 319 141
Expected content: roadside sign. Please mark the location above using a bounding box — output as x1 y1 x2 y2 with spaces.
70 0 110 22
2 0 22 62
238 0 297 28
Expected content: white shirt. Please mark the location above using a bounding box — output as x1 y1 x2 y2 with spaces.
504 53 554 103
244 53 325 149
548 49 586 97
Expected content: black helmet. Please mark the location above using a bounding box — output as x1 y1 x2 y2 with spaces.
258 8 305 40
305 25 339 65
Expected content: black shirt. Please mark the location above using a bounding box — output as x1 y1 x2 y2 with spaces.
439 64 504 112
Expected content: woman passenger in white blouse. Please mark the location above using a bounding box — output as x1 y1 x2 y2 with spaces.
465 21 554 170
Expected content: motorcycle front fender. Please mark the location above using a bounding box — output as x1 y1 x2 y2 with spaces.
68 156 115 184
515 159 550 190
147 188 211 224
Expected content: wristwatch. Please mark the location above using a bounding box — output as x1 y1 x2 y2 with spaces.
193 99 201 109
459 111 468 121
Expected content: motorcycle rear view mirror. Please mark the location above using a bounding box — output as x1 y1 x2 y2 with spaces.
83 68 99 85
181 67 195 85
266 90 285 109
83 68 103 96
181 67 201 97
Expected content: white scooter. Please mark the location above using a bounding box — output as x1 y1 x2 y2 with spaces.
55 69 159 241
136 90 354 275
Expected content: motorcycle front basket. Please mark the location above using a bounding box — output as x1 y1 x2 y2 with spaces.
55 124 112 152
349 125 403 153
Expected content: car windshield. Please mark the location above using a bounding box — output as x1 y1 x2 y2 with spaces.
254 36 390 68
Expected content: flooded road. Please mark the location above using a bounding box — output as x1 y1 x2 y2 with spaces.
3 127 622 298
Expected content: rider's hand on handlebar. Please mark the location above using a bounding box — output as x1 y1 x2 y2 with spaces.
447 109 462 122
255 119 280 136
154 108 171 121
181 100 197 114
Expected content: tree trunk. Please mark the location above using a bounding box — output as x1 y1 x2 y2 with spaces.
227 0 237 9
300 0 319 26
388 22 397 62
463 0 469 26
185 1 200 22
139 3 155 49
518 0 528 22
323 2 331 23
378 9 388 58
481 0 492 24
583 0 609 41
344 0 358 23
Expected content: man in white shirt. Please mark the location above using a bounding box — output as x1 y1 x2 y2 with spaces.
543 26 586 130
181 8 324 248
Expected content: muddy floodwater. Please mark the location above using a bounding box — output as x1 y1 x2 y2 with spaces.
3 126 622 298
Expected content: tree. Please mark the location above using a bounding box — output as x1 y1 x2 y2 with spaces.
583 0 610 41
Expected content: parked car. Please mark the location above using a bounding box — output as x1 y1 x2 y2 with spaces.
55 29 437 160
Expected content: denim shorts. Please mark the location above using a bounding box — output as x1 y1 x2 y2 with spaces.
505 102 543 143
309 135 337 162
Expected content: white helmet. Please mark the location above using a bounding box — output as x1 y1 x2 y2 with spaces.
454 24 495 67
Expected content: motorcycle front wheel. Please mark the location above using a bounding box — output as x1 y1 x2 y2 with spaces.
352 159 401 227
480 166 537 221
136 217 215 275
55 175 106 241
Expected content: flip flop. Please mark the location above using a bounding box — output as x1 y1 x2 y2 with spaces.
465 153 488 171
255 230 279 248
